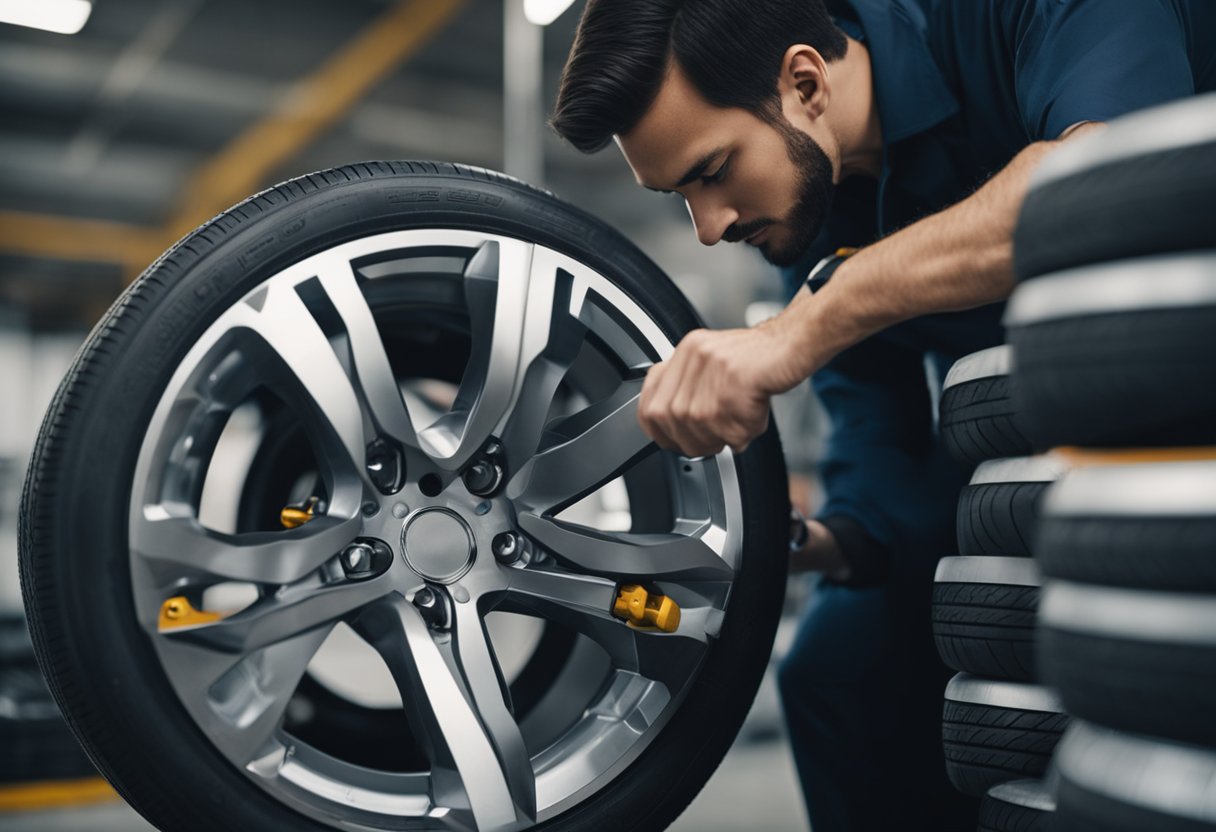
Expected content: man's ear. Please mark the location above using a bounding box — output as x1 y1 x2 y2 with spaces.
778 44 830 120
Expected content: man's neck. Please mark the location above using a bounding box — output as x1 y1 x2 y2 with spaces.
832 35 884 179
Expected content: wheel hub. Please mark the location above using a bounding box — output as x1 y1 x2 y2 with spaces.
400 507 476 583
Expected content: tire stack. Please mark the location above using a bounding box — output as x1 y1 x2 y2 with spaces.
936 346 1067 831
0 613 97 789
1004 93 1216 832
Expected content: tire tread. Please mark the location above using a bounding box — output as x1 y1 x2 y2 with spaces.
933 583 1038 681
943 700 1067 798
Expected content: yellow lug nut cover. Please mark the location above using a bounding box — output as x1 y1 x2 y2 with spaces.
280 496 319 529
158 596 223 631
612 584 681 633
650 594 680 633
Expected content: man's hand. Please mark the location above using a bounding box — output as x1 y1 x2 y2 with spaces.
790 517 851 580
638 315 811 456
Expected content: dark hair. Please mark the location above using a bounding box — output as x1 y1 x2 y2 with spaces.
551 0 848 153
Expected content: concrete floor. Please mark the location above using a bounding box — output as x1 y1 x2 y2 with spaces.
672 735 808 831
0 735 808 832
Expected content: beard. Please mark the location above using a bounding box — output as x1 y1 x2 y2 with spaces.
723 116 836 267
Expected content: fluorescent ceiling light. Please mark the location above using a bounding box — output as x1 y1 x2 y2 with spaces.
523 0 576 27
0 0 92 35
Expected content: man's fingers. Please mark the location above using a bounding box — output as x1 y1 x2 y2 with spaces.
668 421 724 457
665 345 723 455
639 362 680 450
638 331 771 457
640 361 714 455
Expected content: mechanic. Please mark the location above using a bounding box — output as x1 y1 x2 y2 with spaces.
549 0 1216 829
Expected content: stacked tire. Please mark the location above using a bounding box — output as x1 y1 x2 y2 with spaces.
1005 93 1216 832
936 350 1066 829
0 614 97 788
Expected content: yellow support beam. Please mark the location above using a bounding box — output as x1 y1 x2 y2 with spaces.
0 0 466 278
0 211 164 272
166 0 466 240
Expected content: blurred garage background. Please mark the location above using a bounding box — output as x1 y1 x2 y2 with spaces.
0 0 822 828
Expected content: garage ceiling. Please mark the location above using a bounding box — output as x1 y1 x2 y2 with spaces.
0 0 773 329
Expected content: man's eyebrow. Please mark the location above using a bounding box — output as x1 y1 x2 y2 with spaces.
642 147 726 194
676 147 726 187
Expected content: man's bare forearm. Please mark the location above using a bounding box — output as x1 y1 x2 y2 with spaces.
772 131 1096 376
634 128 1104 457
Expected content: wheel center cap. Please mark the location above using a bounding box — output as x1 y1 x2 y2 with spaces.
401 508 476 583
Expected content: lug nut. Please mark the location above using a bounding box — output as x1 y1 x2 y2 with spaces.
342 542 375 576
366 439 404 494
492 531 522 564
462 439 506 497
339 538 392 580
413 586 448 628
462 460 503 496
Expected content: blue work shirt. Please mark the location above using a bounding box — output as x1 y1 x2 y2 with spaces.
782 0 1216 584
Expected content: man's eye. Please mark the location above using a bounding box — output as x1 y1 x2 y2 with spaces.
702 160 729 185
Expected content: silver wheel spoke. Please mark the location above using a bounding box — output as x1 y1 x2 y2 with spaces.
502 565 620 626
357 597 534 831
162 577 391 655
495 250 590 466
419 241 588 471
161 627 330 767
507 378 652 514
592 613 709 695
230 280 370 484
419 239 533 468
132 513 361 584
517 514 732 581
310 255 419 448
499 566 708 694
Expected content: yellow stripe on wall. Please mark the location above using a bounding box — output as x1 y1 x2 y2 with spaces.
1052 445 1216 467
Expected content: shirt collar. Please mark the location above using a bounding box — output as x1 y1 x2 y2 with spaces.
833 0 960 144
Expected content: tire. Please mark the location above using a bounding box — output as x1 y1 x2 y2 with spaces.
0 614 96 783
1036 460 1216 591
19 162 789 831
1014 93 1216 281
1055 721 1216 832
957 456 1066 558
1039 580 1216 747
978 779 1054 832
940 346 1034 465
933 556 1041 682
942 674 1067 798
1005 253 1216 448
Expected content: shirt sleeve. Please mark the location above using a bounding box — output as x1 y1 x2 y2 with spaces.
1013 0 1196 140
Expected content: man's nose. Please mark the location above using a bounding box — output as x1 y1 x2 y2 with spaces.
685 196 738 247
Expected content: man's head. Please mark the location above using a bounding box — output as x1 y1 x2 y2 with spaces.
551 0 849 266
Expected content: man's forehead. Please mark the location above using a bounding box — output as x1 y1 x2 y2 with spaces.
615 64 725 189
